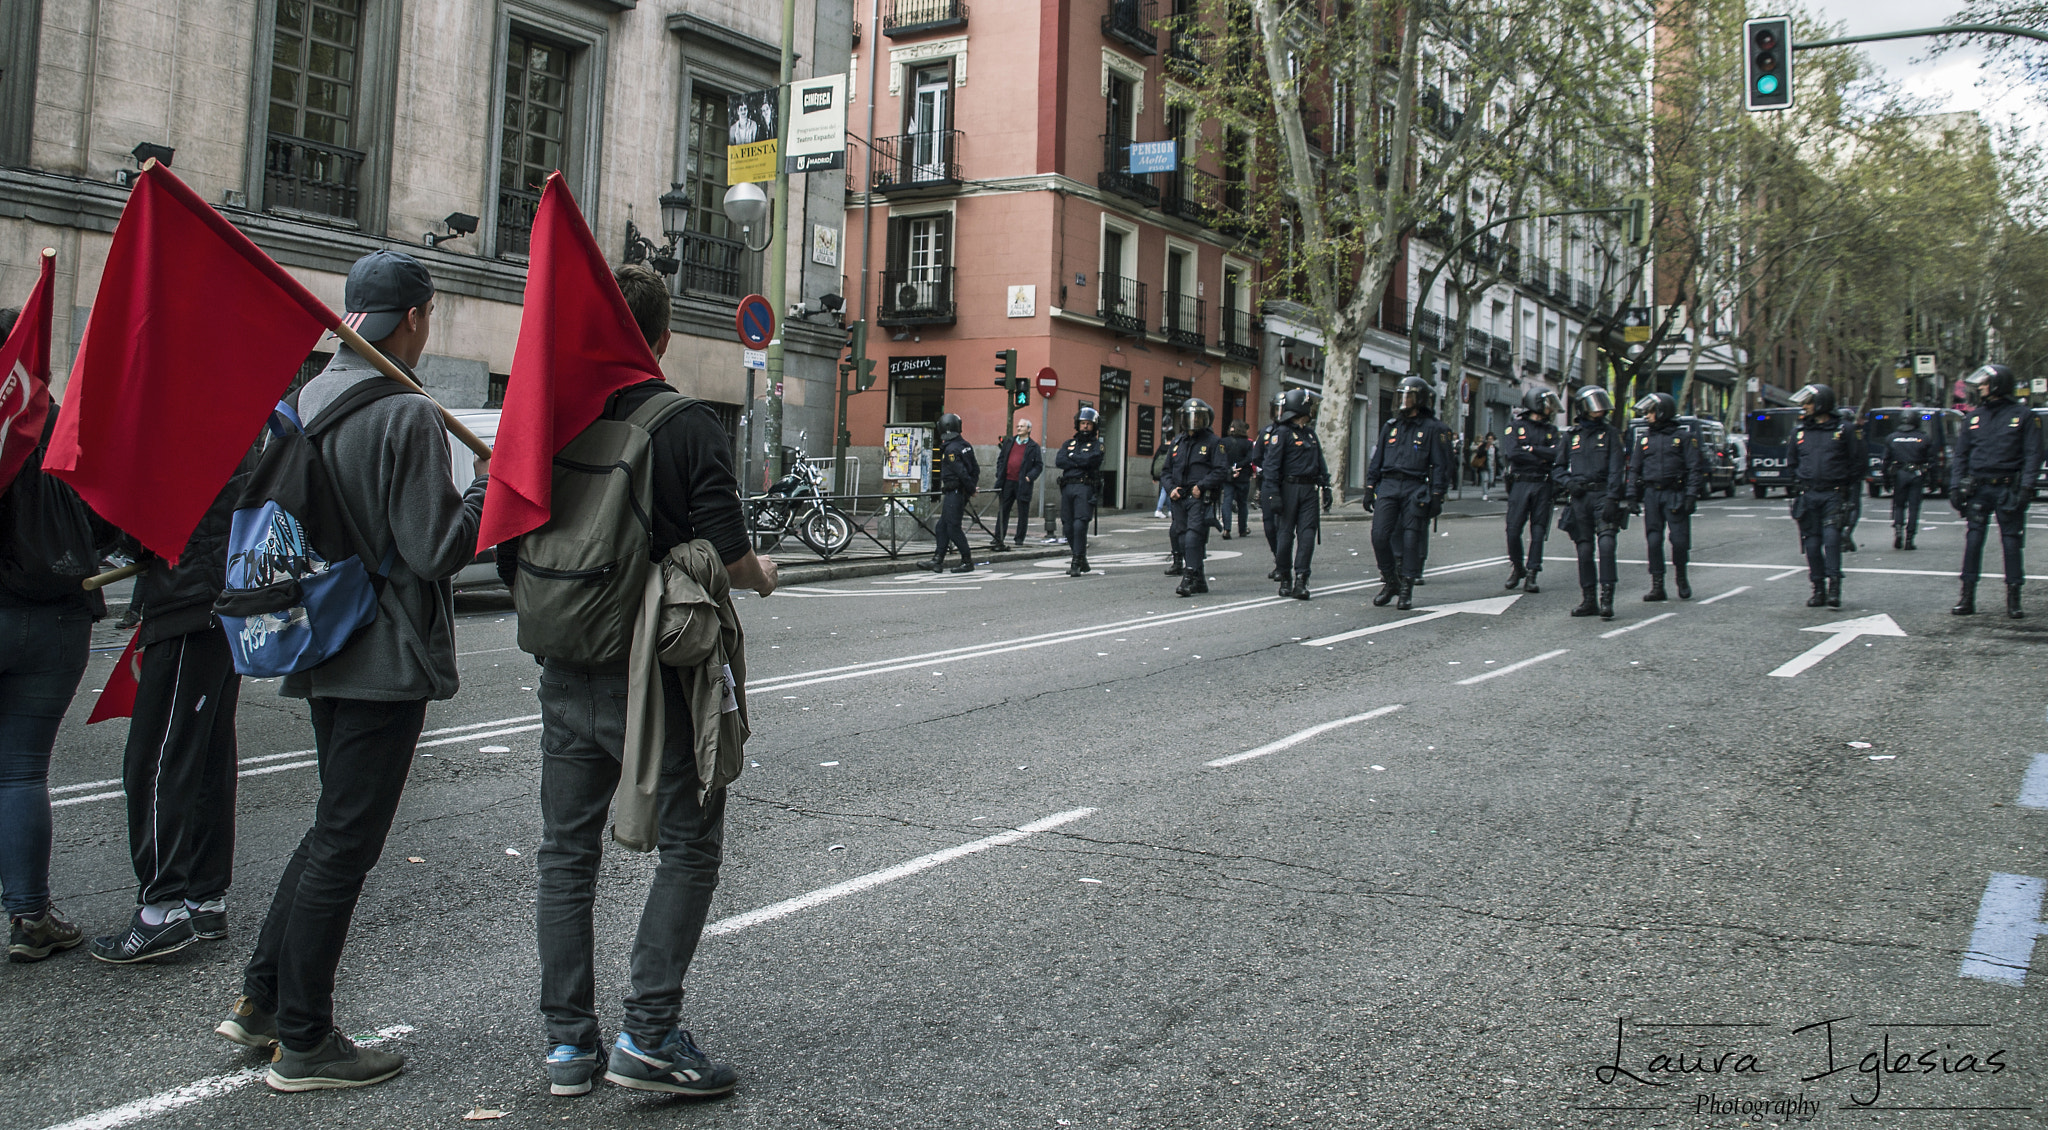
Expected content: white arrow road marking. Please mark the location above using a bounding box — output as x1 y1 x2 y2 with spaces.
1766 613 1907 678
1206 705 1405 767
2018 755 2048 809
1697 585 1751 605
1300 594 1521 648
1457 648 1569 685
1960 873 2048 985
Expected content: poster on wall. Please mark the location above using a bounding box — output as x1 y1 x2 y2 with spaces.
884 425 928 481
785 73 847 172
1136 404 1156 456
727 88 780 183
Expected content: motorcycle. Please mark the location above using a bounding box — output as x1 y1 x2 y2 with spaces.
746 439 855 557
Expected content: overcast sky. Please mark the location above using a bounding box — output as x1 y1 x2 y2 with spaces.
1803 0 2047 142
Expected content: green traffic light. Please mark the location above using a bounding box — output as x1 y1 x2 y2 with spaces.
1756 74 1779 95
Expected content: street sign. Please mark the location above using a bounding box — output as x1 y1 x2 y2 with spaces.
1914 352 1938 375
786 73 847 173
1766 613 1905 678
736 293 774 348
1036 367 1059 396
743 348 767 370
1301 595 1521 647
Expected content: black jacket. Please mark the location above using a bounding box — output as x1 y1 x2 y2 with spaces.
1953 398 2043 493
1223 435 1257 483
1883 427 1935 476
1626 421 1707 501
1501 415 1559 479
1555 418 1624 493
1164 428 1226 495
1055 435 1104 483
1260 422 1329 490
1368 410 1454 493
994 436 1042 486
1789 413 1864 488
938 435 980 493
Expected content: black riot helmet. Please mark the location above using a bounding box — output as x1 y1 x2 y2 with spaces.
1278 387 1319 423
1894 411 1921 432
1395 375 1434 414
1074 405 1100 436
937 412 963 442
1520 387 1560 419
1965 363 2017 403
1574 385 1612 419
1180 398 1215 434
1790 383 1836 419
1634 392 1678 424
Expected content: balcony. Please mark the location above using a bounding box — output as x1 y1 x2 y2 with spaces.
497 186 541 256
1159 168 1216 227
1376 301 1408 336
1164 293 1205 350
1415 309 1446 351
1099 136 1161 207
1489 334 1513 371
1524 256 1551 292
1574 281 1596 312
1102 0 1158 55
1522 337 1541 372
264 134 364 223
1221 306 1259 362
1098 274 1148 336
1165 32 1202 79
883 0 968 37
870 129 964 194
678 230 745 299
880 266 955 326
1551 269 1575 301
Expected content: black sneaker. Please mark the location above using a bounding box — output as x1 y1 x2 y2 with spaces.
8 905 84 962
215 994 280 1049
606 1029 738 1096
548 1043 608 1096
90 910 196 964
266 1029 404 1092
187 901 228 940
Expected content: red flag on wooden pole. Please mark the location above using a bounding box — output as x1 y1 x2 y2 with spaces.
87 629 145 724
476 171 666 552
44 163 340 563
0 248 56 494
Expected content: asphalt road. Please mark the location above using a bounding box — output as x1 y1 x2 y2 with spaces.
10 495 2048 1129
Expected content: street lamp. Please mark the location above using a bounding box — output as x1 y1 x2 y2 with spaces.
623 183 695 277
722 182 773 253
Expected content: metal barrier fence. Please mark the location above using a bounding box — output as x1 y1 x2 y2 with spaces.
746 490 1058 561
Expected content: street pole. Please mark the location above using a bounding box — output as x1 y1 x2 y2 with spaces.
1039 389 1051 537
836 0 883 495
764 0 797 484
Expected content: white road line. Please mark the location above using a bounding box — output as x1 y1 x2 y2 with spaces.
1959 873 2048 986
50 777 120 795
703 807 1096 936
1600 612 1676 639
780 587 972 597
415 723 541 749
1456 649 1569 685
1206 705 1404 767
2018 754 2048 809
1766 568 1805 581
237 759 316 778
37 1025 414 1130
1300 594 1521 648
1697 586 1751 605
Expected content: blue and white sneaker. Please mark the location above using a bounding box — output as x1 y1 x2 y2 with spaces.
546 1043 607 1096
604 1029 737 1096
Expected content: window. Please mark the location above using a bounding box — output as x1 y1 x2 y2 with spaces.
497 31 572 256
1221 128 1247 212
881 212 955 325
264 0 365 221
904 62 954 183
0 0 42 166
1106 73 1135 146
676 85 746 298
1099 222 1144 335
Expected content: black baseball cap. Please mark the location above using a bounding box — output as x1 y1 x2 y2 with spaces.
342 249 434 342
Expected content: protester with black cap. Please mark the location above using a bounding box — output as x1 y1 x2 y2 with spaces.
217 249 490 1093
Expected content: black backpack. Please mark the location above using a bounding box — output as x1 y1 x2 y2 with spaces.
0 415 100 602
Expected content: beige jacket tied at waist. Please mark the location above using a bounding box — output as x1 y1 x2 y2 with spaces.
614 539 749 852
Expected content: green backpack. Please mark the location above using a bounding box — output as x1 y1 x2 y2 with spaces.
513 390 697 667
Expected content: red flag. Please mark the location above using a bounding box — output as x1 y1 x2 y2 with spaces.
45 164 339 562
88 630 145 724
477 172 665 551
0 249 56 493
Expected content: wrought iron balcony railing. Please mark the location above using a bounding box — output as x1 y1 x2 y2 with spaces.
678 230 746 298
883 0 968 37
870 130 964 192
1098 274 1148 335
1103 0 1158 54
264 134 364 223
880 266 956 325
1164 293 1205 350
1099 136 1161 206
1222 306 1260 362
498 186 541 256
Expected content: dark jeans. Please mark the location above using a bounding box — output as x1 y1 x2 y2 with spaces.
1561 490 1619 587
1640 488 1693 578
1370 478 1431 580
995 480 1032 544
1226 478 1252 534
1891 470 1924 537
1170 494 1214 572
1274 483 1319 581
1504 479 1554 573
1961 483 2028 586
243 696 425 1051
125 629 240 907
537 665 725 1050
933 490 973 565
1794 487 1847 582
1059 481 1094 559
0 603 91 917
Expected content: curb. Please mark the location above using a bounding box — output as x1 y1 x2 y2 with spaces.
777 546 1070 586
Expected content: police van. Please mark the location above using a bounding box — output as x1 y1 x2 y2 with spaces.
1862 407 1959 498
1741 407 1801 497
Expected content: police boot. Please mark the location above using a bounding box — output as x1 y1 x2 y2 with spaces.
1675 567 1691 600
1597 584 1615 620
1904 534 1917 551
1164 554 1184 576
1176 570 1197 598
1806 581 1827 608
1291 574 1311 600
919 556 943 572
1826 578 1841 608
1643 575 1667 602
1396 578 1416 611
1571 586 1599 617
1193 571 1209 594
1277 573 1294 598
1523 570 1542 595
950 561 975 574
1267 566 1283 581
1893 528 1903 550
992 540 1011 553
1220 527 1232 540
2008 584 2025 620
1067 557 1082 577
1078 555 1090 574
1953 579 1977 616
1373 574 1400 607
1504 563 1526 590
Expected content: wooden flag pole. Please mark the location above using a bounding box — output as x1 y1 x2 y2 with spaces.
329 320 492 459
82 561 146 591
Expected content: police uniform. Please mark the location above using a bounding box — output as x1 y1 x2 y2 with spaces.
1263 420 1329 597
1953 395 2043 605
1787 411 1863 604
1626 419 1707 600
1255 418 1288 577
1556 416 1626 616
1501 414 1559 589
1223 431 1256 538
1164 426 1227 590
1368 409 1454 595
1882 419 1934 548
1055 431 1105 573
929 433 980 571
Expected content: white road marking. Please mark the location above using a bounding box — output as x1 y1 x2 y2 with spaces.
703 807 1097 936
2018 754 2048 809
1206 705 1404 767
1697 586 1751 605
1766 568 1805 581
1457 649 1569 685
1300 594 1521 648
1766 614 1907 678
1599 612 1676 639
37 1025 414 1130
1959 873 2048 986
781 586 972 597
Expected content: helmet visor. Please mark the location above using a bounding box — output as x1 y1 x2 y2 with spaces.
1576 386 1612 414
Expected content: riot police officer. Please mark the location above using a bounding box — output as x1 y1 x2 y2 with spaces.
1625 392 1707 601
1056 406 1106 576
1163 399 1227 596
1501 387 1560 593
1366 376 1454 610
921 412 980 574
1950 363 2043 617
1556 385 1626 619
1263 388 1330 599
1223 420 1256 539
1786 383 1863 608
1256 392 1288 580
1882 411 1933 550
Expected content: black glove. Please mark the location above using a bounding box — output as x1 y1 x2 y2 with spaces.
1425 493 1446 519
1624 499 1642 516
1674 496 1696 517
1361 486 1377 513
1321 487 1334 511
1600 499 1625 526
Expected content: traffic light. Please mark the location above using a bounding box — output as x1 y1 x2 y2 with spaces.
993 348 1019 403
1744 16 1793 112
1623 193 1650 248
1012 381 1029 409
839 320 876 391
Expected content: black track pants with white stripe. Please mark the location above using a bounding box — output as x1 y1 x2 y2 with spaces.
124 628 240 907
